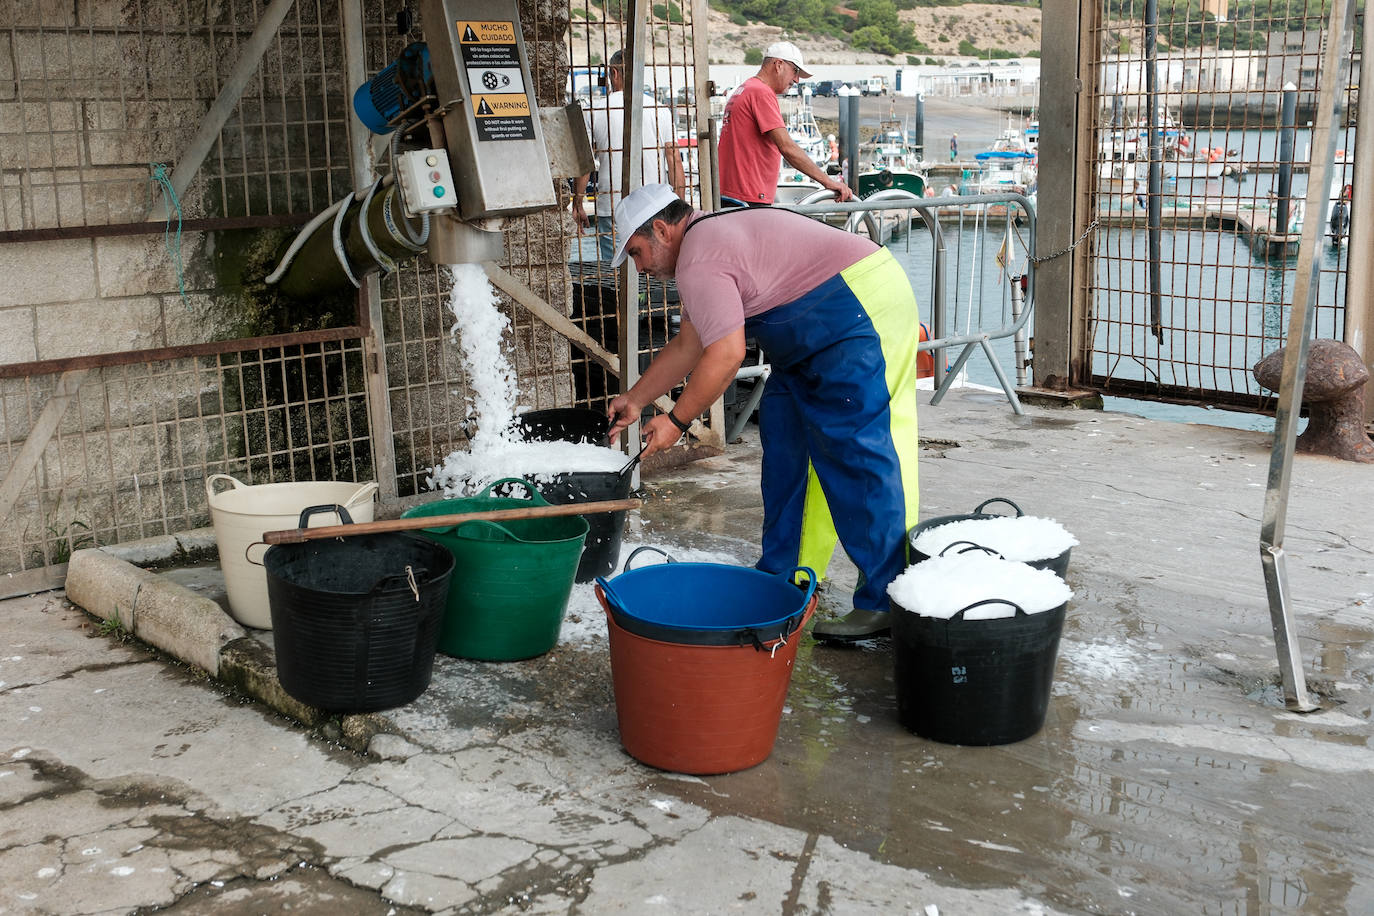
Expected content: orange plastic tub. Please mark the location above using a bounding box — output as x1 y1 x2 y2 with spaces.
597 584 816 775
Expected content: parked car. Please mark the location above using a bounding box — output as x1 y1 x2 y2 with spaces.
812 79 845 97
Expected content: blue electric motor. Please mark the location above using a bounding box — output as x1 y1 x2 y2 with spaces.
353 42 433 134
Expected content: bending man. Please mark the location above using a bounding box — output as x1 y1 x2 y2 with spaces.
605 184 921 641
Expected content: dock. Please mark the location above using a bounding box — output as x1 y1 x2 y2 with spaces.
1092 199 1302 255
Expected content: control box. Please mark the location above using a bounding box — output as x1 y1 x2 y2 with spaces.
395 148 458 215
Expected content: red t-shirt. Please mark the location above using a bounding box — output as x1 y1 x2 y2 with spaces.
718 78 785 205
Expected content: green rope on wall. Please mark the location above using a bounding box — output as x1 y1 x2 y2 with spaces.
148 163 190 310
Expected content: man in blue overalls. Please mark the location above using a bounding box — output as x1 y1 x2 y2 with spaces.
605 184 922 641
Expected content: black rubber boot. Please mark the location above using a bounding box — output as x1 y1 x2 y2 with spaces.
811 608 891 642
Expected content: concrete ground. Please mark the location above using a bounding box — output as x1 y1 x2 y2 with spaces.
3 386 1373 915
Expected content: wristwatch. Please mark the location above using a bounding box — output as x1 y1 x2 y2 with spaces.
666 410 691 434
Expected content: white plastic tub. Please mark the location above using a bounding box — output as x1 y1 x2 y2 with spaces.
206 474 378 629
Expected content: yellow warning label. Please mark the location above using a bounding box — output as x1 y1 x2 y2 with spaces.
457 20 516 44
473 94 531 118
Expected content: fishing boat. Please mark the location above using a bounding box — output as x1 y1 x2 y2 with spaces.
775 90 832 204
855 118 927 198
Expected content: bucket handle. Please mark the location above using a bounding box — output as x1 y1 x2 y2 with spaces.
971 497 1024 517
205 473 246 501
938 540 1004 559
622 544 675 572
344 480 380 508
297 504 356 528
450 519 520 543
950 598 1028 621
478 477 552 507
784 565 819 610
374 564 425 601
594 577 626 617
246 504 358 566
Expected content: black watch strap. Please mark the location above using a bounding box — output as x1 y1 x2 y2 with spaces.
666 410 692 434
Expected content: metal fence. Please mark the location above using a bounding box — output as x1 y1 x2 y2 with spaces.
1082 1 1359 409
0 0 710 580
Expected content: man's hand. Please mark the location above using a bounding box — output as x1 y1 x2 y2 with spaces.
571 195 589 229
823 177 855 202
607 393 643 441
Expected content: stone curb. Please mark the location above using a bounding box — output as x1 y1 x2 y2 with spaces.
63 539 401 754
66 548 243 677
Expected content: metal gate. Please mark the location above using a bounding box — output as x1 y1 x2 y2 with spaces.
1080 1 1361 411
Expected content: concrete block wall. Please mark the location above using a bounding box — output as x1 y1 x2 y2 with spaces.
0 0 618 566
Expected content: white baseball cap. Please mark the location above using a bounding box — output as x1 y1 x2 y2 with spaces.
611 183 680 267
765 41 811 79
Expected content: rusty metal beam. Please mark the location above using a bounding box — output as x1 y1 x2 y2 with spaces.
0 214 313 246
0 328 365 381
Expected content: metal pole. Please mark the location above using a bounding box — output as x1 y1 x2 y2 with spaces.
1144 0 1163 344
915 92 925 160
342 0 398 500
1012 275 1029 387
617 0 649 451
1259 0 1355 713
843 91 861 191
1276 84 1297 245
1344 9 1374 423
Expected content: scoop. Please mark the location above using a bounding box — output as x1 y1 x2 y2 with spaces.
617 443 649 480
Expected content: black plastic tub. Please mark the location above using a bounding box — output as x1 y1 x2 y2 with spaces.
892 597 1067 746
516 408 629 583
906 497 1071 579
264 507 454 712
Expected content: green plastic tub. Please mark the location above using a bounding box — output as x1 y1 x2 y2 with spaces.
401 478 588 661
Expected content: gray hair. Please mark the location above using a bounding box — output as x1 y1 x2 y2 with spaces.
631 199 693 241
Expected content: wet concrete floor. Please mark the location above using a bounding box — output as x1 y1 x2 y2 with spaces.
4 387 1373 914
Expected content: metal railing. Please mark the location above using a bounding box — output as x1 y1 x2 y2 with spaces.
786 191 1038 414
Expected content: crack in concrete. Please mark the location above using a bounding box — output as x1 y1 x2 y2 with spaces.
782 831 818 914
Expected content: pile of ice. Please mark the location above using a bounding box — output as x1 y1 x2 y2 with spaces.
911 515 1078 563
426 264 626 496
888 554 1072 620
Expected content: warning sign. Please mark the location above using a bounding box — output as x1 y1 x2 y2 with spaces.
456 20 517 44
455 19 534 141
473 93 535 141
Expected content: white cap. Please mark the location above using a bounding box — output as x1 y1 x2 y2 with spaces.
764 41 811 79
611 183 680 268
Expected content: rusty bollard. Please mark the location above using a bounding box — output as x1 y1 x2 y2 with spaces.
1253 339 1374 463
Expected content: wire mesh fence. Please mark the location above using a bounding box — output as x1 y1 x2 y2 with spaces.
1083 1 1358 409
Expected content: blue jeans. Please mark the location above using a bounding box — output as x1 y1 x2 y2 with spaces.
596 215 614 262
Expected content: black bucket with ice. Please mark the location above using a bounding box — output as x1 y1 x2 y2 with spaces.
515 408 631 583
906 497 1077 580
887 553 1073 746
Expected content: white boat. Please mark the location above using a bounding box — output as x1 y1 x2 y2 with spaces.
855 118 928 198
970 149 1036 196
784 89 829 168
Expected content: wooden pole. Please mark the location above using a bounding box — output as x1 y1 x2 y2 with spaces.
262 498 642 544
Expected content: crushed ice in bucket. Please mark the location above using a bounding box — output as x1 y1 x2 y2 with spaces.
888 554 1073 620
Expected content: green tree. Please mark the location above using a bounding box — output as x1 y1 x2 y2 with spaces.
853 25 899 55
744 47 763 65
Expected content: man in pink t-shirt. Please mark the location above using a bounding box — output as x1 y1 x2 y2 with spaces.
717 42 853 207
604 183 922 642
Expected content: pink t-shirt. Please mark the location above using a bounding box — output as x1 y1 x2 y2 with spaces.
674 209 879 348
718 78 785 205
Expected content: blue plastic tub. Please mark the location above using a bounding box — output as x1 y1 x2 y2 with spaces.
596 547 816 647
